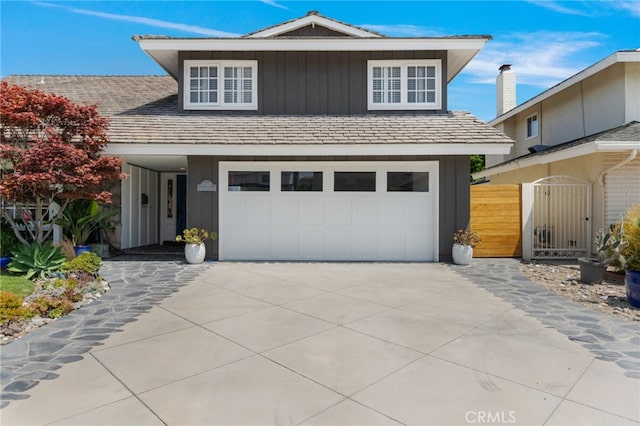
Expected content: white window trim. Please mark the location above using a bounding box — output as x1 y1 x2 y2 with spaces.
367 59 442 110
183 60 258 110
526 113 539 139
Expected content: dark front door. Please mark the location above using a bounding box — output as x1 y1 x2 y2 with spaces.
176 174 187 236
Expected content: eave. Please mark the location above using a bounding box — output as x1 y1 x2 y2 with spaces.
473 140 640 180
133 36 490 82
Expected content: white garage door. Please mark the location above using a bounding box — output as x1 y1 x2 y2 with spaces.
219 161 439 261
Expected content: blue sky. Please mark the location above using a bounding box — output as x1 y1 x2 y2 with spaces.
1 1 638 121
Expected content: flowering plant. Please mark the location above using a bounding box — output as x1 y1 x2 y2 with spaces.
453 229 482 248
176 228 217 245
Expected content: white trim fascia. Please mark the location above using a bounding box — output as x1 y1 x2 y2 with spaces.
105 143 512 157
473 139 640 179
246 15 381 38
489 50 640 126
137 38 488 52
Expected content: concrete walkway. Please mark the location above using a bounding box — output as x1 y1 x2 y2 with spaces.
1 260 639 425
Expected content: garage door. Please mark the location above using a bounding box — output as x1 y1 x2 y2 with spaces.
219 161 439 261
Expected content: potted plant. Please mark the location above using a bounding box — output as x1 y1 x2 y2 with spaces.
618 205 640 308
452 229 481 265
176 228 217 264
0 218 19 268
577 227 621 283
57 199 100 255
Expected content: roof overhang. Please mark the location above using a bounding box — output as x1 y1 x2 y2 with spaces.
245 14 382 38
489 50 640 126
106 142 510 158
134 37 489 82
473 140 640 179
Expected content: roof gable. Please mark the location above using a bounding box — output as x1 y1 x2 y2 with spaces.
244 11 383 38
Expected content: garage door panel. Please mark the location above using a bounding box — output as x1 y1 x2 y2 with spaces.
299 228 325 258
224 198 247 225
351 228 379 259
354 199 379 226
300 199 325 225
326 199 352 226
246 198 272 226
273 199 300 226
379 202 405 226
325 227 352 259
245 226 271 259
271 227 300 259
406 229 432 259
405 197 433 226
223 226 247 258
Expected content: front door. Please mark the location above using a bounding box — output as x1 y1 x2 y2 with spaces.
160 173 187 244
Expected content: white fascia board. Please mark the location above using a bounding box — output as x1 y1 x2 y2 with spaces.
105 143 511 157
595 140 640 151
246 15 381 38
137 37 488 52
489 50 640 126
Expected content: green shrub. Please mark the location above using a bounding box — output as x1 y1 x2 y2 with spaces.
62 251 101 275
27 296 74 319
620 205 640 271
0 220 19 257
7 242 67 280
0 291 31 323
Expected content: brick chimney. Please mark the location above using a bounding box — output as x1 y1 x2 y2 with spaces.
496 64 516 116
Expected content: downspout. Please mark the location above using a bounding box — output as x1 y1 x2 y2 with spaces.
598 149 638 185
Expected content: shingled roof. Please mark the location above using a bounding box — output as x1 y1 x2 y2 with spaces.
4 75 513 146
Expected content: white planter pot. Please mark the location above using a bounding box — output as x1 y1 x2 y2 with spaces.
184 243 206 264
452 244 473 265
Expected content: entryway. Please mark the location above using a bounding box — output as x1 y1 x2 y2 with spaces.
160 173 187 244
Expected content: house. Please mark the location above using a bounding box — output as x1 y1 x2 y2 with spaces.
5 11 512 262
475 50 640 260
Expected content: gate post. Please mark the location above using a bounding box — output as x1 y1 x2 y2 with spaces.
521 183 533 261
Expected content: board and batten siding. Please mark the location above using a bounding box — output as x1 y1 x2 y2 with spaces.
187 155 469 261
178 51 448 115
120 163 159 249
605 153 640 225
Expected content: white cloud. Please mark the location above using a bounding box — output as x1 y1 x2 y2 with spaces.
32 1 241 37
610 0 640 17
259 0 289 10
527 1 593 16
462 31 605 88
358 24 442 37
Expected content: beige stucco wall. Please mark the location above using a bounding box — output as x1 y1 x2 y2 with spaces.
488 153 607 236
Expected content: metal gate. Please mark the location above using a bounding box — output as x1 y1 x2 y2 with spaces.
532 176 591 259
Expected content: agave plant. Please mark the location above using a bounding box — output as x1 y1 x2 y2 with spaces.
7 242 67 280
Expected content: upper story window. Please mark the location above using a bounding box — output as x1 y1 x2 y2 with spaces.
184 60 258 110
367 60 441 110
526 113 539 139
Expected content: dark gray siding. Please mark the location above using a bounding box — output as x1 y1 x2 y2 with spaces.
178 51 448 115
187 155 469 261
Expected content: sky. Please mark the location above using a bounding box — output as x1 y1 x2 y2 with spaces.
1 0 639 122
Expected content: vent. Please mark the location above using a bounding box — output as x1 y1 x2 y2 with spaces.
528 145 550 153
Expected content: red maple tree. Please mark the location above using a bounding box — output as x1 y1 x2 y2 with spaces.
0 81 124 245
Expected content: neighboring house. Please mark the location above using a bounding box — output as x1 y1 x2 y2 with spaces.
475 50 640 260
5 11 512 261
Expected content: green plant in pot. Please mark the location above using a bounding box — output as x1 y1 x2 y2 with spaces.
618 205 640 308
577 227 621 284
0 218 20 268
57 199 116 256
176 228 217 264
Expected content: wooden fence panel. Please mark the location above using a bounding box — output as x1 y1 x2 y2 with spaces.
470 184 522 257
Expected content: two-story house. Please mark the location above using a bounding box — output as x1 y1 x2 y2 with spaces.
475 50 640 260
6 12 512 261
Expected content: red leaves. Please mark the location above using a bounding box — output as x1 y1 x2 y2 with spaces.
0 82 124 205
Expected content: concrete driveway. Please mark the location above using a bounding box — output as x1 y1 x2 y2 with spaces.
1 260 639 425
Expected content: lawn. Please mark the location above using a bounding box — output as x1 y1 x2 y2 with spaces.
0 274 35 298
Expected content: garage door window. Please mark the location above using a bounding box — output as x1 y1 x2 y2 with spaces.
281 172 323 192
387 172 429 192
334 172 376 192
228 171 270 191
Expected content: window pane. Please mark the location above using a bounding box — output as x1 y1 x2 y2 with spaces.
334 172 376 192
281 172 323 191
427 92 435 103
426 66 435 77
426 79 434 90
387 172 429 192
190 92 198 103
190 67 198 78
408 92 416 103
199 67 208 78
228 171 270 191
208 92 218 103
